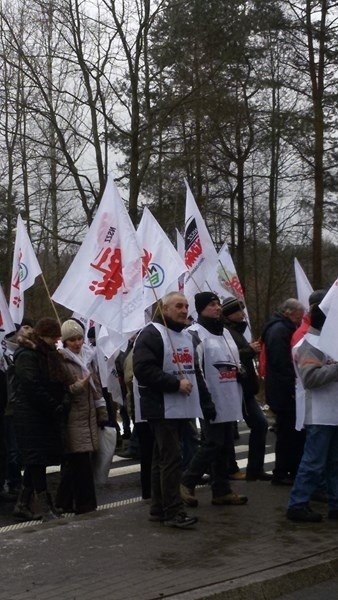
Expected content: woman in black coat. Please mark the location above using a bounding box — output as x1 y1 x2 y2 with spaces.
13 318 70 521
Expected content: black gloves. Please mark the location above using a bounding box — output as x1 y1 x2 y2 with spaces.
236 364 247 384
203 406 217 422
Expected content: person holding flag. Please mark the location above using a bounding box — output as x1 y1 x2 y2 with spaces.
221 296 270 481
133 291 216 529
180 292 248 508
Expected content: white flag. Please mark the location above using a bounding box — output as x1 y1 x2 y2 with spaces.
0 284 16 342
294 258 313 310
183 181 218 307
9 215 42 324
53 175 144 334
319 279 337 316
319 280 338 360
207 242 243 304
176 229 185 293
137 207 187 309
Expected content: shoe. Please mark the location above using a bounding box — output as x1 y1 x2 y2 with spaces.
271 476 294 486
36 491 61 522
13 488 42 521
180 484 198 507
246 471 272 482
229 471 246 481
13 488 41 521
115 449 139 459
286 506 322 522
328 510 338 520
198 474 211 486
164 512 198 529
212 493 248 506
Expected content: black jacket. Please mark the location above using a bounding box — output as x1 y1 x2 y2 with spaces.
133 316 215 420
261 312 296 413
223 319 259 398
13 337 68 466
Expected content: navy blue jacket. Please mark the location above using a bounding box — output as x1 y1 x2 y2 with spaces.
261 312 296 413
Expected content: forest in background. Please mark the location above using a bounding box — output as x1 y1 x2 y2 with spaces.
1 0 338 334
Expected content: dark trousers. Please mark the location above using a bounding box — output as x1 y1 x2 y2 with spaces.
134 422 154 499
23 465 47 493
243 397 268 476
56 452 97 514
0 411 6 490
273 410 305 480
149 419 185 520
182 420 200 471
4 415 22 491
182 421 233 497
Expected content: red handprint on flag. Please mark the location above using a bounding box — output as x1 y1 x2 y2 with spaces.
89 247 124 300
142 248 153 278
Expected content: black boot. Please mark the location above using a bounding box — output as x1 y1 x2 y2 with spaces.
13 488 41 520
36 491 61 522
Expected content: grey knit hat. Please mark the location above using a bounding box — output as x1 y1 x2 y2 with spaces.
221 296 244 317
61 319 84 342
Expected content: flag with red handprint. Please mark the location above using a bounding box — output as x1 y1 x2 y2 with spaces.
52 175 144 334
0 284 15 342
136 207 187 309
9 215 42 325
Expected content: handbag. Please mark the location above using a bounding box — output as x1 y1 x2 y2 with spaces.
92 425 117 486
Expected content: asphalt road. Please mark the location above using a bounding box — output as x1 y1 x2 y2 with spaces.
279 577 338 599
0 417 275 530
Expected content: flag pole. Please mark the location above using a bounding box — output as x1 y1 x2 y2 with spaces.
146 270 187 378
40 274 61 325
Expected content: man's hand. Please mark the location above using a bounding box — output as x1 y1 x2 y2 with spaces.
179 378 193 395
250 340 261 354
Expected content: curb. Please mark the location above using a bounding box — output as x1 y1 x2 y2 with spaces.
168 550 338 600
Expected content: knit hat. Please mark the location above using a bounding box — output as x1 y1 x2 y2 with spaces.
35 317 61 338
308 289 326 307
61 319 84 342
195 292 220 314
221 296 244 317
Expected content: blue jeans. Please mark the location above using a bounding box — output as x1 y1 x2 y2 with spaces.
288 424 338 510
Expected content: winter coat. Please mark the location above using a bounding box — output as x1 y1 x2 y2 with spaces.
13 336 68 466
59 349 103 454
223 319 260 398
261 312 297 413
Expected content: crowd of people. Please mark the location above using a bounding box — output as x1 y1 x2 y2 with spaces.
0 288 336 528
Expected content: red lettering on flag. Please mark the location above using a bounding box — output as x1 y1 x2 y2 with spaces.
185 238 202 268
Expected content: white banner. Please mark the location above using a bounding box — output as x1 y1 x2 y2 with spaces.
319 280 338 360
137 207 187 308
9 215 42 324
294 258 313 310
183 181 218 309
0 284 16 342
53 175 145 334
